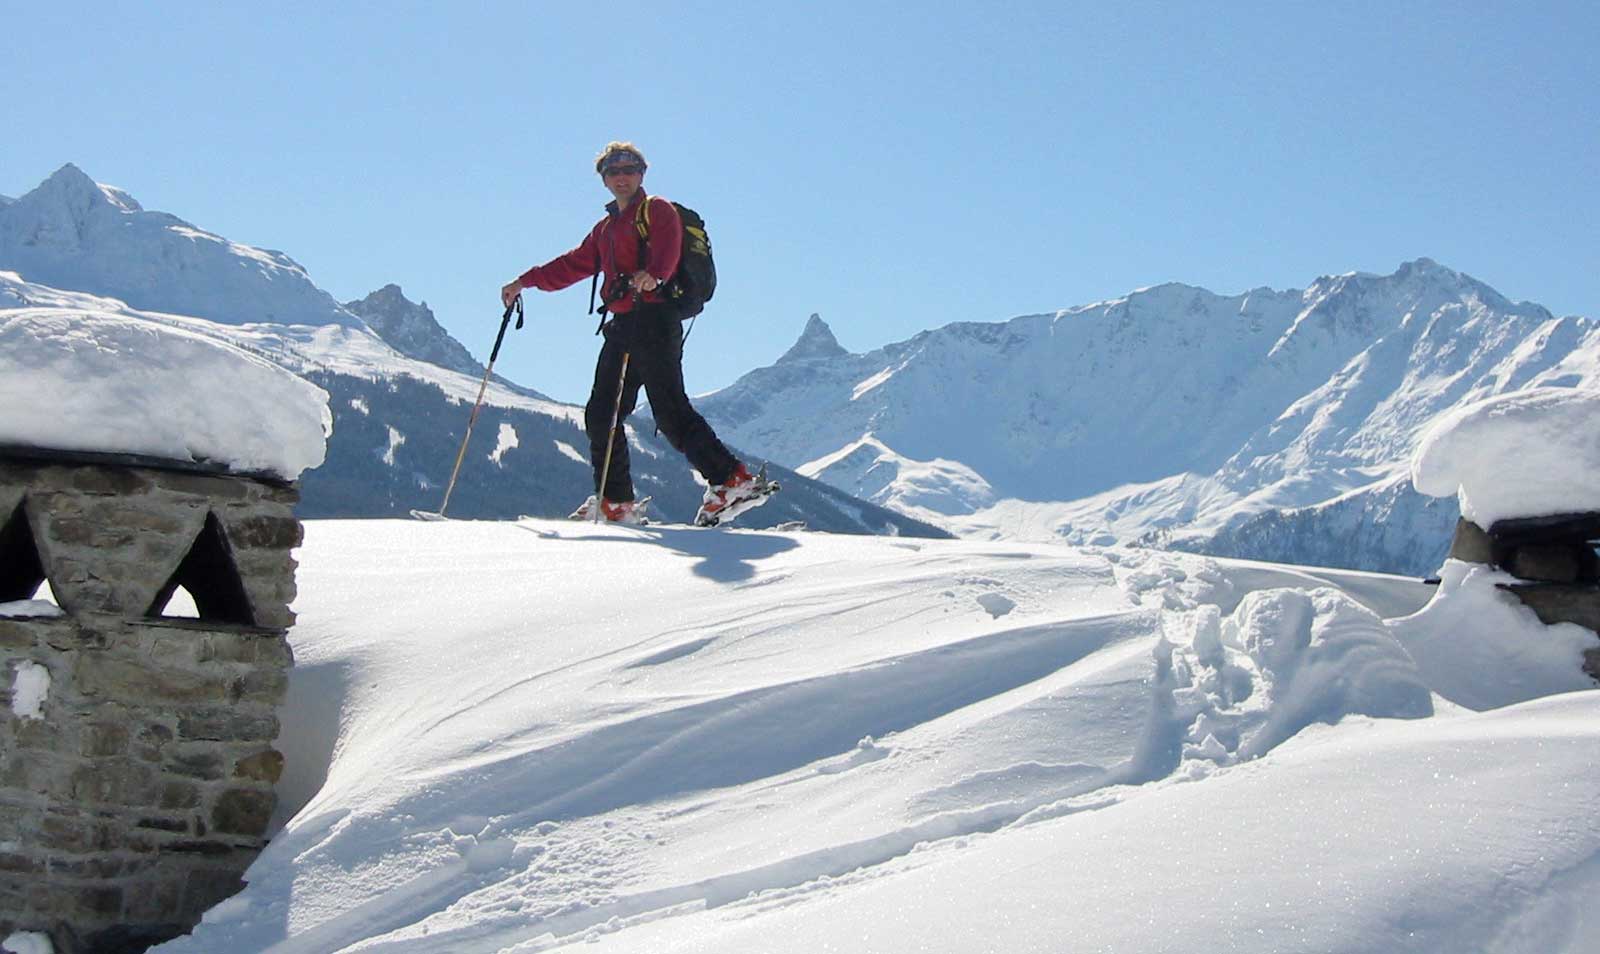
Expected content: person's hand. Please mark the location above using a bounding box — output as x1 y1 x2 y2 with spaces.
629 271 659 293
501 281 523 308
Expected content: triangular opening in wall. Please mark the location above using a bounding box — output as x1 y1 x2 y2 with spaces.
0 500 57 607
147 512 255 626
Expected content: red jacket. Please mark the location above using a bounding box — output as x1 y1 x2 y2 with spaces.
516 190 682 315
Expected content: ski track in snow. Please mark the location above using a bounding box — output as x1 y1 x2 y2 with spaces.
154 522 1526 954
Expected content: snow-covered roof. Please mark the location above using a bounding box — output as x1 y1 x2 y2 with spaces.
1412 387 1600 527
0 275 331 481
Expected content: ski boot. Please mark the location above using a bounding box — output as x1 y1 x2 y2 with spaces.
569 495 652 525
694 464 778 528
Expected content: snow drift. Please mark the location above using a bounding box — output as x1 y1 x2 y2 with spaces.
143 518 1597 954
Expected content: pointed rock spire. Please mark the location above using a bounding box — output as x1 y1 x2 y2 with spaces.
778 314 848 363
31 163 140 211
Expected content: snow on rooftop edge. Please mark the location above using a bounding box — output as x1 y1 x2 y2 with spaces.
1411 386 1600 527
0 298 331 481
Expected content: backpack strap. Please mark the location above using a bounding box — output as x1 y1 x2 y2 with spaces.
634 197 652 241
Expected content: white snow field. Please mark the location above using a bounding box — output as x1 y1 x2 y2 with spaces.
147 519 1599 954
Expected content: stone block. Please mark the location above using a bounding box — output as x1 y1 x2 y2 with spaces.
212 788 275 837
229 514 303 551
47 853 128 880
12 714 69 752
165 746 227 781
233 667 289 705
151 470 247 501
3 750 75 798
134 723 175 762
74 653 231 705
260 484 301 507
0 850 43 875
1447 518 1494 565
1509 544 1583 583
71 467 151 496
178 708 279 743
150 633 205 666
0 800 33 841
159 780 201 811
124 873 184 923
69 758 162 807
112 506 192 536
40 813 106 854
48 516 138 548
80 722 131 758
252 606 297 632
68 883 125 919
1503 584 1600 632
198 632 266 665
0 621 37 651
233 749 285 784
136 815 191 834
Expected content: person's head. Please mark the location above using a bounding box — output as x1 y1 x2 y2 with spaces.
596 141 647 204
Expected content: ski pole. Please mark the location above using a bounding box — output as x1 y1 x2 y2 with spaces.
434 295 523 517
593 351 631 524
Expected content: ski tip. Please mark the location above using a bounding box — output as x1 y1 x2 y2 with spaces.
409 509 450 522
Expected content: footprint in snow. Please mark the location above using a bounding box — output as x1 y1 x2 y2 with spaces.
976 592 1016 619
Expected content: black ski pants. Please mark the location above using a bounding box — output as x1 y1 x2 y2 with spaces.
585 302 738 502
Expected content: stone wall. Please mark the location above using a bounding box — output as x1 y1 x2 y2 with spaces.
1447 514 1600 683
1 452 300 954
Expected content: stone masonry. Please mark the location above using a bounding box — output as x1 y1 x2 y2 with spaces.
1447 513 1600 682
1 450 300 954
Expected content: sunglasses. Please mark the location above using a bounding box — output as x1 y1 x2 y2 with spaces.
602 163 644 177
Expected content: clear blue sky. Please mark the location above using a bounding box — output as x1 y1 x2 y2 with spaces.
7 2 1596 404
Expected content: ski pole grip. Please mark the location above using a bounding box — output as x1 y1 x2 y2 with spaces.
489 296 522 364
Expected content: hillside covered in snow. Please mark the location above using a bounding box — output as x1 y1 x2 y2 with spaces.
696 263 1600 574
123 513 1600 954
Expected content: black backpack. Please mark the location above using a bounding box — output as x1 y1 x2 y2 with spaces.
589 198 717 324
636 199 716 318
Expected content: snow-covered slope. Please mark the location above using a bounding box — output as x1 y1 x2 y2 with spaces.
698 262 1600 573
0 164 355 327
144 519 1598 954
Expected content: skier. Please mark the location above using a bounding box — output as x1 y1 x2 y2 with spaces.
500 141 773 527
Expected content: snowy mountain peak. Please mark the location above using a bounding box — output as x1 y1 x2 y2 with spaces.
779 314 849 363
0 163 356 327
343 283 486 380
29 162 142 214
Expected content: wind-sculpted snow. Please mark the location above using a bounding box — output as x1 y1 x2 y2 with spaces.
146 521 1600 954
1159 589 1432 766
1390 560 1600 711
